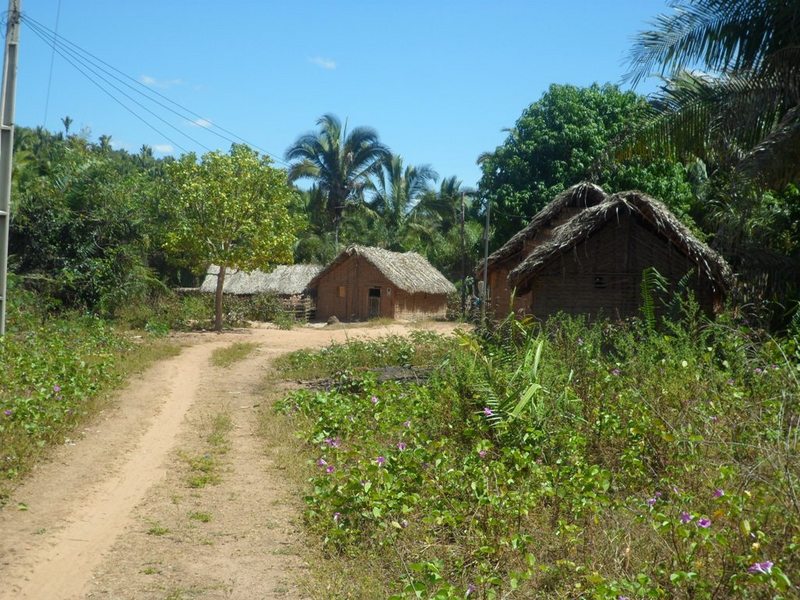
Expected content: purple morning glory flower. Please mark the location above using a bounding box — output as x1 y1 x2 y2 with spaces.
466 584 476 596
618 597 630 600
697 518 711 528
680 511 693 524
727 378 735 385
3 409 11 417
333 512 341 522
478 450 487 458
325 465 335 474
401 519 409 528
754 367 763 375
611 368 621 376
771 364 779 370
713 488 724 498
370 395 379 405
748 561 773 575
316 458 327 468
646 497 657 507
397 442 407 451
53 384 61 393
483 407 493 417
403 419 411 428
376 456 386 466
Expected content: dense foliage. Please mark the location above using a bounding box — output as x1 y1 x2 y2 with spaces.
277 312 799 598
0 277 131 486
477 83 696 244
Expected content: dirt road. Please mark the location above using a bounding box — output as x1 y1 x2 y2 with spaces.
0 322 457 599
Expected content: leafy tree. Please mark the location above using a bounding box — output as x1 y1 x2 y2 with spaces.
478 83 695 244
368 154 438 250
625 0 800 188
285 114 390 249
161 144 299 331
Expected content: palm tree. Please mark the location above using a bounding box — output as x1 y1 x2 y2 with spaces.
285 114 389 249
624 0 800 188
369 154 438 249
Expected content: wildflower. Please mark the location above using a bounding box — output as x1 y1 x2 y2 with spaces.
713 488 724 498
333 512 341 523
316 458 327 468
646 497 657 507
697 518 711 528
771 364 779 370
397 442 407 451
483 407 493 417
3 409 11 417
466 584 476 596
370 395 379 405
655 491 663 498
376 456 386 466
727 378 735 385
478 450 487 458
680 511 693 524
325 465 335 474
577 337 584 346
754 367 763 375
710 415 719 422
611 368 621 376
748 561 773 575
53 384 61 393
324 437 341 448
401 519 409 528
618 597 630 600
403 419 411 428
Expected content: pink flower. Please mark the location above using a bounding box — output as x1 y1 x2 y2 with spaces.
680 511 693 524
397 442 407 451
478 450 487 458
316 458 327 468
333 512 341 523
697 518 711 528
370 395 379 405
376 456 386 466
748 561 773 575
403 420 411 428
713 488 724 498
611 368 621 376
53 384 61 393
325 465 335 474
483 407 493 417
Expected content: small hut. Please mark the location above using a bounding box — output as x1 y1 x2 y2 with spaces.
309 245 456 322
505 190 733 320
482 183 607 317
200 264 322 317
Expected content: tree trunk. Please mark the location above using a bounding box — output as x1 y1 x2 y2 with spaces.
214 264 226 332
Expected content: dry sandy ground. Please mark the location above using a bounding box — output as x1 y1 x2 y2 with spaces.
0 321 458 600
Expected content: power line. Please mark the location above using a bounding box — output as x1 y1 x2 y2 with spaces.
41 0 61 126
21 13 290 165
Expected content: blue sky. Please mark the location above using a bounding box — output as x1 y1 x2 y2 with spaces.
15 1 670 188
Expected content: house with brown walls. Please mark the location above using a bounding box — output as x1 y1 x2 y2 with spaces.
309 245 456 322
505 190 733 320
481 182 607 318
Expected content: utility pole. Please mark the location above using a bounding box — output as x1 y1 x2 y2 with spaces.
481 195 490 323
460 192 466 319
0 0 20 336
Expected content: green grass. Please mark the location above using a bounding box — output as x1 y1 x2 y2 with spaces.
146 522 170 536
275 309 800 599
180 410 233 489
210 342 258 367
188 511 212 523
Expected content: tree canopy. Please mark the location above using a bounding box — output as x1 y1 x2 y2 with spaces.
478 83 695 244
162 144 300 330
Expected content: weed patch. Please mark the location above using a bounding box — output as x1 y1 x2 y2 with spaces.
210 342 258 368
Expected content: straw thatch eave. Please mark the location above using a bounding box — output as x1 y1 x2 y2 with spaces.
507 191 734 292
200 264 323 295
480 182 607 274
308 245 456 295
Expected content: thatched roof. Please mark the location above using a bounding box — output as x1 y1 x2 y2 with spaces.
308 245 456 295
507 191 734 292
200 264 323 295
482 182 607 271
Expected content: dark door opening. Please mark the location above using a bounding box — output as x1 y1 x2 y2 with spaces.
368 287 381 318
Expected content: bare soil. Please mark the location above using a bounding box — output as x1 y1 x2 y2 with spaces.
0 321 458 600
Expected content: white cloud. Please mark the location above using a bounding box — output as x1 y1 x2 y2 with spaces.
190 118 213 128
152 144 174 154
308 56 336 70
139 74 184 89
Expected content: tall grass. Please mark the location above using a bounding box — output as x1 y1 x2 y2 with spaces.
276 308 799 598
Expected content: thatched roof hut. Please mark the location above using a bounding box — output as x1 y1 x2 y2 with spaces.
200 264 322 296
481 183 607 316
499 188 733 320
309 245 455 321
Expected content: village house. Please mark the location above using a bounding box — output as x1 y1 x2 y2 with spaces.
484 183 733 320
308 245 455 322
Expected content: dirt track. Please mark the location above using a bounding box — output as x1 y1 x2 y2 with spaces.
0 322 457 599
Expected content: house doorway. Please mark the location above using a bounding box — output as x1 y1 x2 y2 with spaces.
368 287 381 318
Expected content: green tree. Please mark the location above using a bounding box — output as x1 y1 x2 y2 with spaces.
625 0 800 188
478 83 695 244
285 114 389 249
162 145 299 331
369 154 438 250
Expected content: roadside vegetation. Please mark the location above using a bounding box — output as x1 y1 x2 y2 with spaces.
275 304 799 598
210 342 259 368
0 277 179 496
